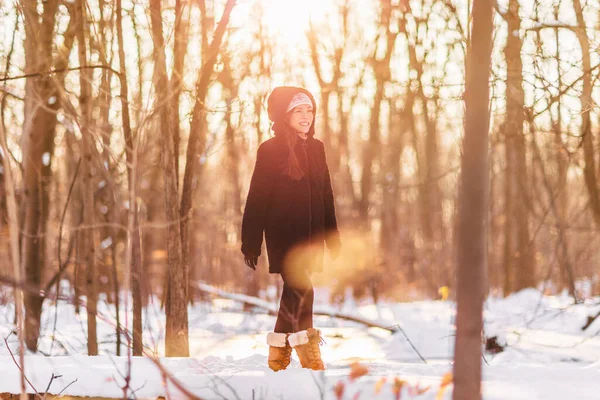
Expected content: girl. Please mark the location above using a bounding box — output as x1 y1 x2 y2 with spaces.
241 86 340 371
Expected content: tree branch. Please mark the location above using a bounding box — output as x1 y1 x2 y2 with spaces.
195 282 399 332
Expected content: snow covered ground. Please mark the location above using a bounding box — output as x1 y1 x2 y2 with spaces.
0 286 599 399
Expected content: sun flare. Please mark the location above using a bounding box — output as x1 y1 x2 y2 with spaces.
260 0 331 45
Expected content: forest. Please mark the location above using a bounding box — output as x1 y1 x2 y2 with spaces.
0 0 599 399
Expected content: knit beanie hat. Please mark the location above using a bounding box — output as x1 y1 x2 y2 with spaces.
267 86 317 136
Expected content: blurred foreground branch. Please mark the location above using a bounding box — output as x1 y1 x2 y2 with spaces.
195 282 399 333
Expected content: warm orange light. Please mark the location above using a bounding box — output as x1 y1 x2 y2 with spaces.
261 0 331 46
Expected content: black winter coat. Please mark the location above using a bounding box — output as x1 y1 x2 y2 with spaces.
241 135 340 274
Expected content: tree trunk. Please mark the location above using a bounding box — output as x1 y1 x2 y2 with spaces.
20 0 59 351
149 0 189 357
169 0 189 185
503 0 535 293
1 99 27 400
177 0 234 350
76 0 98 356
552 7 570 293
337 90 359 210
381 98 415 282
572 0 600 228
96 0 121 355
359 0 397 224
359 78 384 223
404 14 445 290
452 0 493 398
116 0 143 356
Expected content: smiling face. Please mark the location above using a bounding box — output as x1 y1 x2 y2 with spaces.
287 104 314 137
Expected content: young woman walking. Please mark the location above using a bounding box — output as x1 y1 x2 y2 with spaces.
241 86 340 371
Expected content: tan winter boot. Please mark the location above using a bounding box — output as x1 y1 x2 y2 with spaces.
267 332 292 371
288 328 325 370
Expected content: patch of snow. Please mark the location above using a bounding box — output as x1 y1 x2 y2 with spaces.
42 152 51 166
1 289 600 398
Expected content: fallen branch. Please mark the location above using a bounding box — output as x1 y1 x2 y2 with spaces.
195 282 398 333
583 310 600 331
145 355 204 400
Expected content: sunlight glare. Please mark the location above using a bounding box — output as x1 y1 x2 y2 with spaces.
261 0 329 46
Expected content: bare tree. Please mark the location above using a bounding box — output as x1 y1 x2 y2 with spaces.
359 0 398 223
452 0 494 398
0 100 26 399
149 0 188 357
499 0 535 294
572 0 600 228
306 0 350 172
20 0 60 351
76 0 98 355
116 0 143 356
169 0 190 182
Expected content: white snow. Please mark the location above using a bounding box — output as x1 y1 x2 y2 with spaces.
100 237 113 250
42 152 51 166
0 285 599 399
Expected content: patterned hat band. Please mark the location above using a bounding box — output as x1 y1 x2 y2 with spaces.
285 93 313 114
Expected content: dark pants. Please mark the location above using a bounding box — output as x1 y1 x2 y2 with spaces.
274 267 314 333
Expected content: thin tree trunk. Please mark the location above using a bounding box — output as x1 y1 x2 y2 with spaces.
552 5 570 293
20 0 59 351
528 121 577 298
503 0 534 292
76 0 98 356
130 7 144 128
218 58 247 301
96 0 121 355
116 0 143 356
572 0 600 228
359 78 384 222
452 0 493 398
149 0 188 357
407 38 443 250
177 0 235 343
337 87 360 210
404 13 445 291
359 0 397 224
381 99 401 259
169 0 189 184
0 100 27 400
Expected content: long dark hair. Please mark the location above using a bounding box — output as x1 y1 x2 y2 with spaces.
282 117 305 181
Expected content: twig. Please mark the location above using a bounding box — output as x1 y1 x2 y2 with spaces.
55 378 78 397
0 65 122 82
48 158 82 292
129 381 147 399
582 310 600 331
42 373 62 400
50 158 82 355
389 324 428 364
310 371 326 400
481 350 489 366
198 364 242 400
145 355 205 400
3 336 42 399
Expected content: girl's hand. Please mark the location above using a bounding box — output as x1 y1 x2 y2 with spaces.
244 255 258 270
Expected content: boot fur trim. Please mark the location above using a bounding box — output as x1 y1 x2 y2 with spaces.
288 329 318 347
267 332 288 347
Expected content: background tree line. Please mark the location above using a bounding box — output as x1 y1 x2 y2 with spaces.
0 0 598 357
